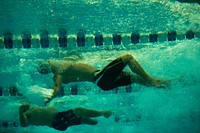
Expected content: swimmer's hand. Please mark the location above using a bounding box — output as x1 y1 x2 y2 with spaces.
44 97 53 105
44 90 59 105
44 94 53 105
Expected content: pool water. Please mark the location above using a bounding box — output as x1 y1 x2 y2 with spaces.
0 0 200 133
1 39 200 133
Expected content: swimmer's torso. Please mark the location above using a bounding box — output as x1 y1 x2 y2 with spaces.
52 61 97 83
27 107 58 126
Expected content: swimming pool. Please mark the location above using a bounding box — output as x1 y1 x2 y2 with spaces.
0 0 200 133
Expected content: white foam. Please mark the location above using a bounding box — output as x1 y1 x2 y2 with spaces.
23 85 53 106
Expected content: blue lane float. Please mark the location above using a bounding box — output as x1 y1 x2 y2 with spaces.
0 87 3 96
3 31 13 49
77 29 86 47
149 33 158 43
58 28 68 47
131 33 140 44
113 33 122 45
22 31 32 48
168 31 177 41
95 32 104 46
186 30 195 39
40 30 50 48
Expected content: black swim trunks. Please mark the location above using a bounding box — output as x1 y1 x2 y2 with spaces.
51 109 82 131
94 57 132 91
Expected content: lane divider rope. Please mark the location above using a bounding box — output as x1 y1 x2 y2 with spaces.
0 121 19 128
0 85 136 97
0 30 199 49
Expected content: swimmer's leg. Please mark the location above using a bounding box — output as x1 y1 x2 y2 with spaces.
121 54 169 88
73 107 112 118
81 118 98 125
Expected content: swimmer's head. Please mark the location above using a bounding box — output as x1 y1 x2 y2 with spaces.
38 60 52 74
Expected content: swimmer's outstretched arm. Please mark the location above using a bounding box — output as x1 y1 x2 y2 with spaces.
45 75 62 104
52 75 62 98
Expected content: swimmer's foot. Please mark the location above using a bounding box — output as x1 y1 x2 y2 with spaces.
102 111 112 118
148 78 171 88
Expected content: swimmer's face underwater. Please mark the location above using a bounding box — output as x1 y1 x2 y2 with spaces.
38 60 52 74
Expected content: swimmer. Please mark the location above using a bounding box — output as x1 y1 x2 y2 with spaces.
19 104 112 131
38 54 170 104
